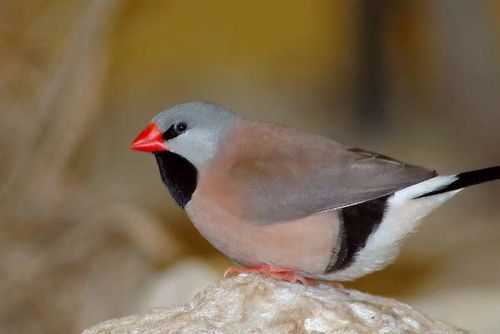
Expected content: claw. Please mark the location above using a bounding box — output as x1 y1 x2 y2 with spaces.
225 264 317 286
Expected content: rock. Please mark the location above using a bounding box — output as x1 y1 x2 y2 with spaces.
83 274 468 334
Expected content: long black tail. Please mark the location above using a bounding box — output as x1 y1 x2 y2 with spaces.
417 165 500 198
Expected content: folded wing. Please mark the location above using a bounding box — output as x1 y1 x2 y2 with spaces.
199 121 436 223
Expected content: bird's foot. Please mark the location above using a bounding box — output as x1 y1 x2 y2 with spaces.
326 281 344 289
225 264 316 286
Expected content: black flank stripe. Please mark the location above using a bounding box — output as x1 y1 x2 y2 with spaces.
154 151 198 208
326 196 389 273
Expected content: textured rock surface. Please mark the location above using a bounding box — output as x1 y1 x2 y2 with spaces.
83 274 468 334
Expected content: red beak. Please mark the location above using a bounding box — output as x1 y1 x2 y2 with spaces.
130 123 167 152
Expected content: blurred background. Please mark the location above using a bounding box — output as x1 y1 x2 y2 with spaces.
1 0 499 333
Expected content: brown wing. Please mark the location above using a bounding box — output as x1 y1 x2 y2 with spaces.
198 120 436 223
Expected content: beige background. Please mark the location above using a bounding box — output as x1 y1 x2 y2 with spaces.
1 1 499 333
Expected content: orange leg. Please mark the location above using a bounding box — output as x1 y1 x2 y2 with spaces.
225 264 317 286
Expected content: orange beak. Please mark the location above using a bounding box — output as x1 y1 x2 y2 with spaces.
130 123 167 152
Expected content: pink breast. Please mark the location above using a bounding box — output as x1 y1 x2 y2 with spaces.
185 190 340 275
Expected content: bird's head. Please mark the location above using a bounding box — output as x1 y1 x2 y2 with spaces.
130 101 239 170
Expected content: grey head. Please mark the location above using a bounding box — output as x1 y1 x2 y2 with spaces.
152 101 240 170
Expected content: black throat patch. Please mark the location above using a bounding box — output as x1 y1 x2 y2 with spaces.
153 151 198 208
326 195 389 273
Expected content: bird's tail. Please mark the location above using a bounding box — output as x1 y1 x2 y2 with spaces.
416 165 500 198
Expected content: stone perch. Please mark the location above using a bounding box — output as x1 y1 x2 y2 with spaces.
83 274 467 334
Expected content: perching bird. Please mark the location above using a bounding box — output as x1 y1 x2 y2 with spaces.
130 101 500 284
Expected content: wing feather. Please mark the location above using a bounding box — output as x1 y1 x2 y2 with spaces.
199 121 436 223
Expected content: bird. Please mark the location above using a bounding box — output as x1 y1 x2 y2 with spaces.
130 101 500 284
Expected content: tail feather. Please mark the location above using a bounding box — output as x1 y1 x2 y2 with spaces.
417 165 500 198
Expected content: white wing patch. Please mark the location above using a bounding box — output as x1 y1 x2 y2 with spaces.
391 175 458 203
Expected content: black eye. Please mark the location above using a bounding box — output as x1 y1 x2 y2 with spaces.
175 122 187 133
162 122 188 140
